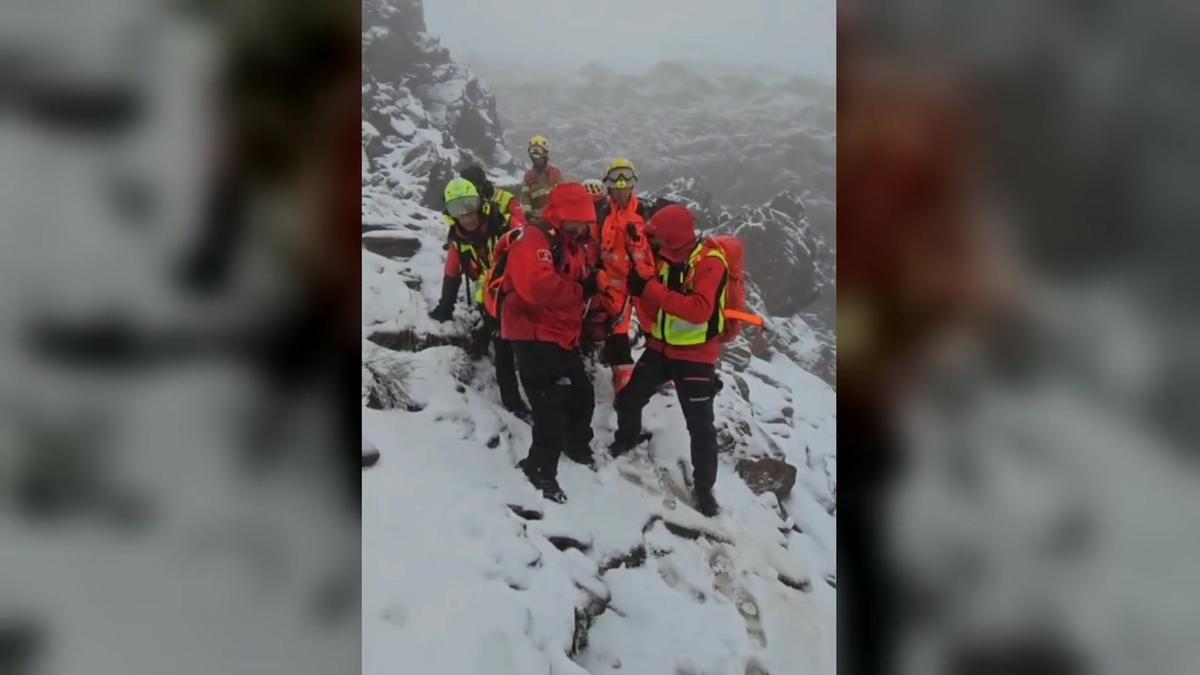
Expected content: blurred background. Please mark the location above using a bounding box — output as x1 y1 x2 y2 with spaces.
0 0 359 672
838 0 1200 673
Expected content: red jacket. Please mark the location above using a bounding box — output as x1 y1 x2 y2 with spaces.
503 196 527 227
639 254 727 364
442 208 509 279
500 225 590 350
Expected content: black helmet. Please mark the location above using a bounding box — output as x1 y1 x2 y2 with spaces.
459 164 494 199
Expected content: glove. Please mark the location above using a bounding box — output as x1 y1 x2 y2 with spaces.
430 275 461 322
428 303 454 322
627 267 649 297
580 271 600 298
625 222 641 242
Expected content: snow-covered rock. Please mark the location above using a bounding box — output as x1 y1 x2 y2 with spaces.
732 190 835 323
735 457 800 500
362 0 521 204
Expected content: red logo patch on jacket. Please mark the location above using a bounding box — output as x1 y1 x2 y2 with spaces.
536 249 552 263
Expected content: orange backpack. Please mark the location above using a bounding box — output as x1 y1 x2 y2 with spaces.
703 236 764 343
481 228 524 318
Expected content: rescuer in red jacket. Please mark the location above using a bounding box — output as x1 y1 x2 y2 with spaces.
501 182 603 503
608 204 729 517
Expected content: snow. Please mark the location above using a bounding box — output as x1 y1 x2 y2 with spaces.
363 346 836 673
362 197 837 675
886 290 1200 673
389 115 416 138
363 25 390 46
3 363 358 674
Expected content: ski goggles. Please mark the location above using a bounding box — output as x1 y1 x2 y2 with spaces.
603 167 637 188
446 195 481 218
528 147 548 159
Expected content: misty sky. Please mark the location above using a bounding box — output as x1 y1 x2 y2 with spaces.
423 0 835 80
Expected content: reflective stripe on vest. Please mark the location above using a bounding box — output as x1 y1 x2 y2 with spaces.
650 243 728 346
488 189 516 225
455 239 498 305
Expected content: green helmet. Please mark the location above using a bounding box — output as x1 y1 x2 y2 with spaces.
444 177 480 202
444 177 482 218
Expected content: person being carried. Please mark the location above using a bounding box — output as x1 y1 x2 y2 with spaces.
594 158 663 393
501 183 603 503
521 135 564 223
608 204 730 517
429 177 530 420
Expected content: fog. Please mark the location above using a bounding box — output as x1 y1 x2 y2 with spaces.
424 0 835 80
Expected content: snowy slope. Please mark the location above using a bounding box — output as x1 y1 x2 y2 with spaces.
362 2 836 672
361 191 836 674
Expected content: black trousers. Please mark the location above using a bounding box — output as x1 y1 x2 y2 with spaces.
474 313 524 410
614 349 720 492
601 332 634 367
512 341 594 477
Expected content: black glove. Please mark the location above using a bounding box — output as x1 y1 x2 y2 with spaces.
627 268 649 296
478 311 500 335
625 222 641 242
428 303 454 322
429 274 461 322
580 271 600 298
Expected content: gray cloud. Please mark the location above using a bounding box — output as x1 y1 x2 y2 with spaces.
424 0 834 80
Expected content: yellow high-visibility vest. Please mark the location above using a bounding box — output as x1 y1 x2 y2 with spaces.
488 188 517 224
650 243 728 346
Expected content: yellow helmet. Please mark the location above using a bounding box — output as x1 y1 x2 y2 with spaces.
528 135 550 156
443 177 482 218
603 158 638 189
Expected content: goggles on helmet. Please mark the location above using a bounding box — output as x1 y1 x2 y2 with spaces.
446 195 482 218
603 167 637 188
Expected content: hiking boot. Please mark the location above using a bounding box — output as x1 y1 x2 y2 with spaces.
564 447 595 469
532 474 567 503
518 458 567 503
693 488 720 518
504 401 532 423
516 456 537 478
608 430 653 458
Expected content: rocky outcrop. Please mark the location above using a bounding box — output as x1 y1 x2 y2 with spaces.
735 457 799 501
362 0 518 197
733 190 833 319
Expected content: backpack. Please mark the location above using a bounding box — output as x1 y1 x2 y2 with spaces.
701 236 763 343
481 227 523 318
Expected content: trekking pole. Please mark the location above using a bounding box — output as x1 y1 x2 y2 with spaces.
610 296 631 333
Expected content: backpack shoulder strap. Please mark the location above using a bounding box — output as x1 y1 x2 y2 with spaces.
700 237 729 264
